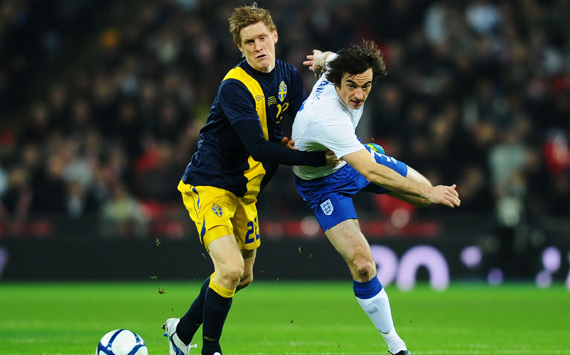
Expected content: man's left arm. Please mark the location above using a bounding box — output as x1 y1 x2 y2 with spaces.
387 166 432 207
343 149 460 208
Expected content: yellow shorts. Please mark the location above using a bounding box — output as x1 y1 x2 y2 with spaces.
178 180 261 251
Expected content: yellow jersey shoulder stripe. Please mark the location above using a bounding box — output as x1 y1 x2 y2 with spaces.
223 67 268 139
223 66 268 201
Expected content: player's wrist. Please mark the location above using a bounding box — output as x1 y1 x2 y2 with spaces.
313 51 330 71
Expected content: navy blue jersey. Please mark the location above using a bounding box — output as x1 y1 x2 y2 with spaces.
183 59 307 200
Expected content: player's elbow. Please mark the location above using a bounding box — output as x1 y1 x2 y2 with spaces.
249 151 264 161
248 140 271 162
249 146 270 162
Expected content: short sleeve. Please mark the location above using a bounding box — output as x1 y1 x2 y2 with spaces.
317 121 365 159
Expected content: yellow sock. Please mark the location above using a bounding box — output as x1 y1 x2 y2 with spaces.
209 278 235 298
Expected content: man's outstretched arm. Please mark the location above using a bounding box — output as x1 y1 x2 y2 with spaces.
343 149 460 208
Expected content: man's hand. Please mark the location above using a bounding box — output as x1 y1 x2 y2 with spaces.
282 137 339 167
281 137 297 150
424 184 461 208
325 149 340 167
303 50 327 78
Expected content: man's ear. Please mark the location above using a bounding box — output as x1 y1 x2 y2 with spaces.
273 31 278 44
237 45 245 57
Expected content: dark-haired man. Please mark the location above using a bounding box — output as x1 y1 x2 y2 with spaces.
292 41 461 355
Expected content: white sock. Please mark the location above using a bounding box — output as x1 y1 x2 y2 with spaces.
356 288 407 353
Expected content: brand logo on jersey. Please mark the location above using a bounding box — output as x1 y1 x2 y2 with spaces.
267 96 277 106
320 199 334 216
211 204 223 217
312 79 330 103
255 95 264 101
278 81 287 102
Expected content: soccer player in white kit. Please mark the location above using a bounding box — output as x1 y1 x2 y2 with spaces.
292 41 461 355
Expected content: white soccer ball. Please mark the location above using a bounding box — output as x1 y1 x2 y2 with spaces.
96 329 148 355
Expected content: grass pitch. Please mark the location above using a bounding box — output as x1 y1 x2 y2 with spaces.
0 281 569 354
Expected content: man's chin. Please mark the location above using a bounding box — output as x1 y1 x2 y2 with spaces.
252 60 273 72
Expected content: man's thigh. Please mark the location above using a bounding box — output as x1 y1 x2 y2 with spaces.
177 181 260 251
324 219 373 264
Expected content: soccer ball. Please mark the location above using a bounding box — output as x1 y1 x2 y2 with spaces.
364 142 385 155
96 329 148 355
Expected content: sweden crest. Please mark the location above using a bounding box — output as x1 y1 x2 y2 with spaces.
211 204 223 217
278 81 287 102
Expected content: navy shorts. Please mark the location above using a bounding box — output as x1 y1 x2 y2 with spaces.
294 146 408 232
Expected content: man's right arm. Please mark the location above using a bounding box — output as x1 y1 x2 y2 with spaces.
343 149 461 208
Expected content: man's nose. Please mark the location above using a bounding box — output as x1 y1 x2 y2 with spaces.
354 88 364 100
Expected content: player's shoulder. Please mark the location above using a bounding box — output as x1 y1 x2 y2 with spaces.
275 59 301 75
221 61 250 85
218 74 253 103
222 61 249 80
302 97 345 121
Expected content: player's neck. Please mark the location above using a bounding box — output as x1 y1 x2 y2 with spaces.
247 60 275 73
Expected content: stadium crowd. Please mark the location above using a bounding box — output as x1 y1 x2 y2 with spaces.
0 0 569 238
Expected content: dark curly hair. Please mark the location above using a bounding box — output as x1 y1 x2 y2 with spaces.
327 41 387 87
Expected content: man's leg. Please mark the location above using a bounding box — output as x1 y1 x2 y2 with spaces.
237 248 256 291
200 233 244 355
176 233 257 346
325 219 407 354
176 275 212 345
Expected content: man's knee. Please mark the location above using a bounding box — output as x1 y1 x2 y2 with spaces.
236 273 253 292
219 263 245 288
350 256 376 282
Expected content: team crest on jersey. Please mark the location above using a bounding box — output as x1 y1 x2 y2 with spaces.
320 199 334 216
211 204 223 217
278 81 287 102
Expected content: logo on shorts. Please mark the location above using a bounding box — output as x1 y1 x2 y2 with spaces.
211 204 223 217
320 199 334 216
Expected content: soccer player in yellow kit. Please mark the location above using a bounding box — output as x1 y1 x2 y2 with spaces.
162 3 337 355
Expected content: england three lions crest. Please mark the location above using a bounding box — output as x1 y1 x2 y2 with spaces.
278 81 287 102
320 199 333 216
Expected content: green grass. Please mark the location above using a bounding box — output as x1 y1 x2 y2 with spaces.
0 281 569 354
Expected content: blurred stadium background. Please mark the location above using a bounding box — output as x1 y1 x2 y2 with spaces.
0 0 569 287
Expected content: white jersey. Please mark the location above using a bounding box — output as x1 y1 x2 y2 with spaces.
292 54 366 180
